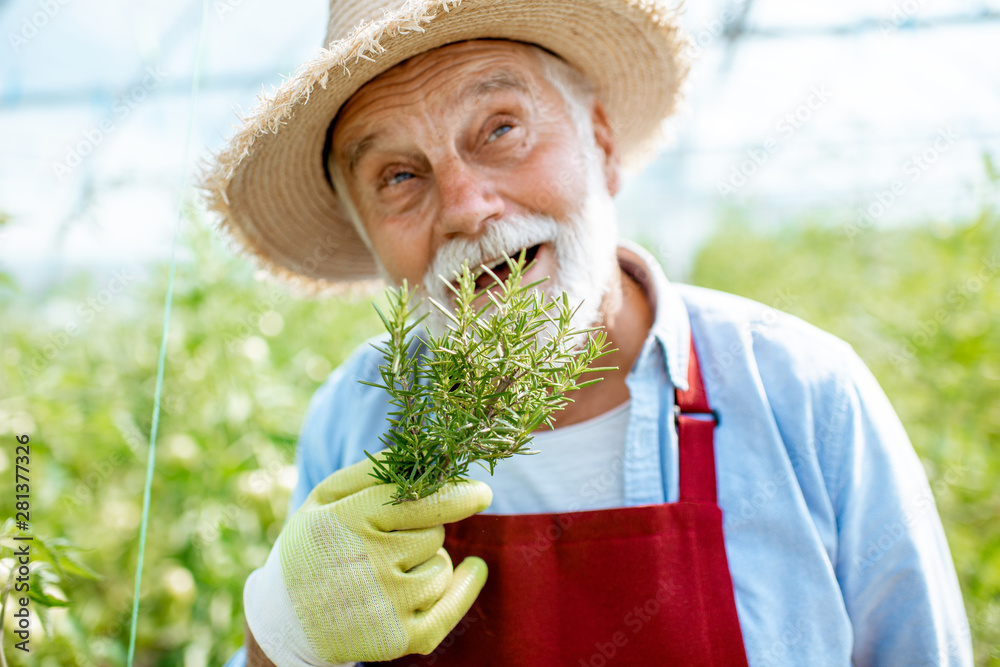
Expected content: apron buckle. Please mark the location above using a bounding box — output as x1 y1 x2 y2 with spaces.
674 404 721 426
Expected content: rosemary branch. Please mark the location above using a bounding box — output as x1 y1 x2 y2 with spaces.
362 254 615 503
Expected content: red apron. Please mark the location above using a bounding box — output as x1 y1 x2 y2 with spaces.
380 338 748 666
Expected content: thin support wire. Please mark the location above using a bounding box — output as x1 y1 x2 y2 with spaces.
126 0 210 665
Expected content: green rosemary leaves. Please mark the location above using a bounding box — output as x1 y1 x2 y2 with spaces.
363 255 614 503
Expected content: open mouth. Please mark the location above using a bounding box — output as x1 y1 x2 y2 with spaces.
473 244 542 291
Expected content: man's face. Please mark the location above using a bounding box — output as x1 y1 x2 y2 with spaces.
331 40 621 326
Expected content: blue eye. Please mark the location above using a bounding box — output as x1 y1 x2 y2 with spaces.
387 172 414 186
488 124 512 142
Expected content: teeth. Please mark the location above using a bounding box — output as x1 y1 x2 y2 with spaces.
462 244 541 285
487 251 519 269
476 248 522 277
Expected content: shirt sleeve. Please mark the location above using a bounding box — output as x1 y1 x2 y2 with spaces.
830 350 972 666
288 377 340 514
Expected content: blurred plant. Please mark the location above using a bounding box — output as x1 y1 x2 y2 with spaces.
0 519 97 664
0 218 385 665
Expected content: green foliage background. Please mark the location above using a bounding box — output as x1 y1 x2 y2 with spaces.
0 224 385 665
1 200 998 663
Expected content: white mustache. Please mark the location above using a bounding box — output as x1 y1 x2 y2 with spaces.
424 214 560 288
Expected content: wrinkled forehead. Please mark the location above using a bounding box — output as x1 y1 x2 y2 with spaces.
330 40 547 135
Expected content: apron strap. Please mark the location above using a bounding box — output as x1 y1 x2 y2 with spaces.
676 336 720 503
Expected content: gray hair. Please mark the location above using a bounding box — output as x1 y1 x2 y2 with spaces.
529 46 597 145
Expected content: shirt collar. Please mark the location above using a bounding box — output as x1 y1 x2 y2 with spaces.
616 239 691 391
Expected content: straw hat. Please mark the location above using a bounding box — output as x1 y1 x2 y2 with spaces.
200 0 690 292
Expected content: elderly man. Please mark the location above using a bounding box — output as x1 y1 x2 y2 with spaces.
205 1 972 666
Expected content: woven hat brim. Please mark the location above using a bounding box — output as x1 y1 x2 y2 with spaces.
200 0 690 293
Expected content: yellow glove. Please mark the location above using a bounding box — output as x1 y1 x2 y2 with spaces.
244 456 492 666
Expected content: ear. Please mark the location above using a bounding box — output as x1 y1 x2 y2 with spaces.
591 100 621 197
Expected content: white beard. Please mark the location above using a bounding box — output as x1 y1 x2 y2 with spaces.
419 169 620 342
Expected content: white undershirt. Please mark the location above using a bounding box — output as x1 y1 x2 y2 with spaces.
467 400 631 514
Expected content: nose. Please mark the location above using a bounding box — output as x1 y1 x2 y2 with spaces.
434 156 504 238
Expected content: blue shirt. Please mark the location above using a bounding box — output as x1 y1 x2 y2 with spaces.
229 242 972 666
